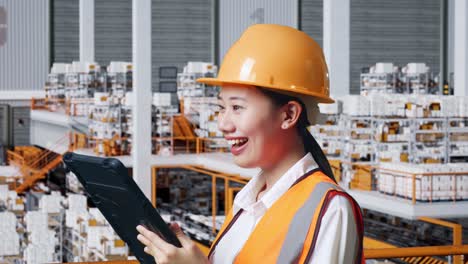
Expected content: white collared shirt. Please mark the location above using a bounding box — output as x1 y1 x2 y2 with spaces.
210 153 358 264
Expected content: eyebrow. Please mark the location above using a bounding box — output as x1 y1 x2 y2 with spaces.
217 95 247 101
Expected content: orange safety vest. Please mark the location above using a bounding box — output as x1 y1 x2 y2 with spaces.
209 168 365 264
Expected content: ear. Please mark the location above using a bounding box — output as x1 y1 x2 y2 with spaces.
280 101 302 130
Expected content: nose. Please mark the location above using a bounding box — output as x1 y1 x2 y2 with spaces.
218 112 235 134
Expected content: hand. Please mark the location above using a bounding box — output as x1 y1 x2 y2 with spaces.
136 223 209 264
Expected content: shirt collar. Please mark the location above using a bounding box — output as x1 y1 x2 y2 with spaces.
232 170 266 214
232 153 318 215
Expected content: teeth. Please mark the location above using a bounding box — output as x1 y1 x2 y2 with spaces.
227 138 247 146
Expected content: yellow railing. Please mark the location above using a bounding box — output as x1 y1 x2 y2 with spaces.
69 132 231 157
6 135 68 192
31 97 68 111
364 245 468 261
30 97 47 110
341 160 468 205
226 187 243 215
6 150 25 167
418 217 464 264
195 137 229 154
364 221 467 263
377 167 468 204
15 154 63 193
152 136 198 155
151 164 249 234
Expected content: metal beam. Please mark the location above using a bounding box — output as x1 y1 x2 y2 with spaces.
364 245 468 259
323 0 350 98
49 0 54 68
419 217 463 264
454 0 468 96
0 105 11 147
439 0 448 94
79 0 94 62
211 0 218 65
448 0 455 84
132 0 152 199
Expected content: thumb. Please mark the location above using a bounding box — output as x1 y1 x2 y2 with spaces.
170 222 192 247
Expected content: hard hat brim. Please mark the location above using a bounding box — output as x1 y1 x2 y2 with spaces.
197 77 335 104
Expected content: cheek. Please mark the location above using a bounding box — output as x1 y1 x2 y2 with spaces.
234 111 269 135
240 119 259 134
240 114 278 146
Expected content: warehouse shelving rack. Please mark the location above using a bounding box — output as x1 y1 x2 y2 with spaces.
411 117 448 164
341 115 376 164
44 71 67 112
360 72 399 95
310 114 343 157
325 115 468 194
448 117 468 163
65 69 105 117
403 72 430 94
49 211 64 263
360 63 439 95
324 115 467 166
153 105 178 155
88 102 123 156
372 117 412 163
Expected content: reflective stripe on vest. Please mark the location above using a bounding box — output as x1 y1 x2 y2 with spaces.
276 182 341 263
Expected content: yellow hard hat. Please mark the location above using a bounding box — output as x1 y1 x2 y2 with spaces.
197 24 334 104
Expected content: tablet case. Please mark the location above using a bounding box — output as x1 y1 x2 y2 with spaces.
62 152 182 264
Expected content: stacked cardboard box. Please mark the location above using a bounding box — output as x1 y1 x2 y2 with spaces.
0 212 20 256
39 191 64 213
64 201 128 261
377 163 468 201
24 211 58 264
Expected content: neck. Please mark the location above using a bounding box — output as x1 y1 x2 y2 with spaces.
261 135 306 191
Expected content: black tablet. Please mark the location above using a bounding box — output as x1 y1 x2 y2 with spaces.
62 152 181 264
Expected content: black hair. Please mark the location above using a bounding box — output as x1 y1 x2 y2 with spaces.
259 88 336 182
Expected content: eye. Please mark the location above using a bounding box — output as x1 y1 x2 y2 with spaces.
210 103 225 112
232 105 243 111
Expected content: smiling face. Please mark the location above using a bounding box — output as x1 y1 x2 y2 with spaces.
217 85 288 169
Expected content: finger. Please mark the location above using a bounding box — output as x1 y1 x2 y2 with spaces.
137 234 155 248
144 245 165 263
144 246 152 255
170 222 192 248
143 246 156 257
136 225 172 253
137 235 165 261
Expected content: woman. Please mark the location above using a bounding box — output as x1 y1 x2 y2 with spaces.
136 24 364 264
